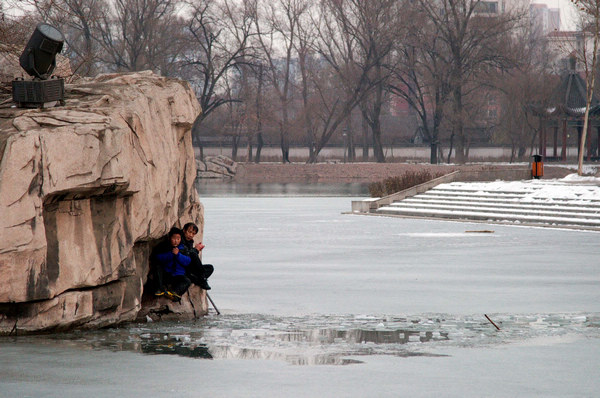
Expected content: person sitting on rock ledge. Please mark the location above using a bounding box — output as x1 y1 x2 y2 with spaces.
181 222 214 291
154 227 192 301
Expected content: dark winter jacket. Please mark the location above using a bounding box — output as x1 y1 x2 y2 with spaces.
156 244 191 277
181 238 199 256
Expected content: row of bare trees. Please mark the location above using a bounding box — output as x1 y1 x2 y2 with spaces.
2 0 570 163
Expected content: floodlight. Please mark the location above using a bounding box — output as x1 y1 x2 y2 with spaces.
12 23 65 108
19 23 64 79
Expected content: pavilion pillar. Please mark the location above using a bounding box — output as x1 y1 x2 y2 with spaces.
553 125 558 157
539 118 543 156
562 119 567 161
587 123 592 160
597 126 600 158
543 122 547 158
577 125 583 160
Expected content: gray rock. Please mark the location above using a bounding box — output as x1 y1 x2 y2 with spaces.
197 155 236 178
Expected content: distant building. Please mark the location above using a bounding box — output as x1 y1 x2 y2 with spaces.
530 3 561 34
546 30 593 73
471 0 529 16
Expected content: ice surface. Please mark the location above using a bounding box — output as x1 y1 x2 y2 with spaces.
201 196 599 315
1 193 598 397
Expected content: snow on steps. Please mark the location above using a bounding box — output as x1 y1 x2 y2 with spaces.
375 180 600 230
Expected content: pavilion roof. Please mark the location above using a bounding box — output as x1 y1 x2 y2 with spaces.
551 70 596 109
531 70 600 118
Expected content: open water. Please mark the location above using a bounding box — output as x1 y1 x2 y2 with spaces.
1 182 599 397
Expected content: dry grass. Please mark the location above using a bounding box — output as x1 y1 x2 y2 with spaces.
368 170 443 197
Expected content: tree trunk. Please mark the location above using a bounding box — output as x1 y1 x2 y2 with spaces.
372 118 385 163
452 86 466 164
299 52 316 163
255 133 264 163
280 131 290 163
447 132 454 163
280 105 290 163
255 65 264 164
345 119 355 162
510 142 516 163
430 142 438 164
247 138 253 162
232 136 240 161
362 116 369 161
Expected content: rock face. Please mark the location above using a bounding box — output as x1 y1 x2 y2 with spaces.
196 155 237 178
0 71 208 334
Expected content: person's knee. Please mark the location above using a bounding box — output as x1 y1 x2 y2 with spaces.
204 264 214 278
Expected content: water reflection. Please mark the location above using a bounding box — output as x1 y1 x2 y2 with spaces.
274 328 449 344
3 313 596 365
195 180 369 197
141 336 213 359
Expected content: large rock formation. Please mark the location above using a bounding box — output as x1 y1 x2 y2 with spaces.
0 71 207 334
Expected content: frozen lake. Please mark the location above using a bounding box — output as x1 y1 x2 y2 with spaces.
1 185 599 397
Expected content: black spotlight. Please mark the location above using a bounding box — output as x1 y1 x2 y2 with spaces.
12 23 66 108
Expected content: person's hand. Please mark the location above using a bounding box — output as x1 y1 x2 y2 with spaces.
195 242 205 251
172 247 179 255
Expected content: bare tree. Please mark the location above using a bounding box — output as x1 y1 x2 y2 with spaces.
17 0 103 76
253 0 310 163
307 0 399 163
359 73 386 162
294 1 320 160
184 0 256 126
493 23 555 162
94 0 184 73
0 4 34 49
388 4 451 164
572 0 600 175
416 0 523 163
252 62 267 162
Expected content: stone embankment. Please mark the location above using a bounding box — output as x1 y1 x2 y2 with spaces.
0 71 207 334
232 162 575 184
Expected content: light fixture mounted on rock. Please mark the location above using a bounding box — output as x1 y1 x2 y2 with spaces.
12 23 65 108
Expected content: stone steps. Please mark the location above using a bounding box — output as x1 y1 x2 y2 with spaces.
375 181 600 229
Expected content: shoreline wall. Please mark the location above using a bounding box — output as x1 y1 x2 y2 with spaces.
231 163 559 184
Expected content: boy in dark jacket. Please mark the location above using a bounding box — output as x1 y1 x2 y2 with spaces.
154 227 192 300
181 222 214 290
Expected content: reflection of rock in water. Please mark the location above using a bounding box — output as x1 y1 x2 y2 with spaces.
141 337 213 359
